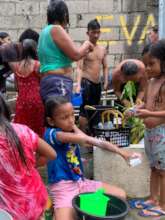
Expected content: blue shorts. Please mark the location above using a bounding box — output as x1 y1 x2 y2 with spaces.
145 124 165 170
40 74 73 103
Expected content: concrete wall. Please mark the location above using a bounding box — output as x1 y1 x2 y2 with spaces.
0 0 158 68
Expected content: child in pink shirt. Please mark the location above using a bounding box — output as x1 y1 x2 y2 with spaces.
0 94 56 220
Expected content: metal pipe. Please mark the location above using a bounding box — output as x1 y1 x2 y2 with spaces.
159 0 165 39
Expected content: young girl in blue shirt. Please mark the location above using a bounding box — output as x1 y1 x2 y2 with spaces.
44 96 141 220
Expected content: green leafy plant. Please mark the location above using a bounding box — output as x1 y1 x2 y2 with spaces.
121 81 137 106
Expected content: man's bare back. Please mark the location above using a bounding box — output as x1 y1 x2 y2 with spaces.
80 45 106 83
112 59 147 106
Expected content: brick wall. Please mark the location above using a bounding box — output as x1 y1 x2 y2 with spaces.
0 0 158 69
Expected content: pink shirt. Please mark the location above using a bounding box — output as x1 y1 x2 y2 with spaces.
0 123 47 220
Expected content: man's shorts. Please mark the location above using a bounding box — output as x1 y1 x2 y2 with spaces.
79 78 101 118
145 124 165 170
48 179 102 209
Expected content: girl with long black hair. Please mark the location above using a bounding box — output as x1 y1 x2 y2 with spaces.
0 93 56 220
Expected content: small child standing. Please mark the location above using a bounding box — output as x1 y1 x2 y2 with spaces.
44 96 141 220
136 39 165 217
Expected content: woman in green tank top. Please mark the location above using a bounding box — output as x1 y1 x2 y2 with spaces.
38 0 93 102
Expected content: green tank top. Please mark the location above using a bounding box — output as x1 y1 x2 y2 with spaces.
38 25 72 73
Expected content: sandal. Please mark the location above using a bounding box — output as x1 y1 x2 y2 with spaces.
128 199 154 209
138 206 165 217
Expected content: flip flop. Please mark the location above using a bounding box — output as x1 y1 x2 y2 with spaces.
138 206 165 217
128 199 154 209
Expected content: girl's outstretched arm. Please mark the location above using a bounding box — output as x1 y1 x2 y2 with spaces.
56 126 141 161
85 136 141 161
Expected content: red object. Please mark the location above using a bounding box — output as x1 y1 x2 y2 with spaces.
0 123 47 220
14 61 45 137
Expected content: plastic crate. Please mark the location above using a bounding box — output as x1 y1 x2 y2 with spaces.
93 126 131 147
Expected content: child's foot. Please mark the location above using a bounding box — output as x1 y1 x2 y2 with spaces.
138 206 165 217
129 199 156 209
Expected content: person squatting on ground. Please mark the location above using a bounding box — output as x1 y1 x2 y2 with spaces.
44 96 141 220
38 0 93 103
0 93 56 220
111 59 147 107
133 39 165 217
76 19 109 132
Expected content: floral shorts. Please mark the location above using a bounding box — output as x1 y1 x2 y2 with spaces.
145 124 165 170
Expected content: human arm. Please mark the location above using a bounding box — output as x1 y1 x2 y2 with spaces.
136 109 165 118
102 49 109 91
76 59 84 93
51 25 93 61
36 137 57 166
136 82 165 118
135 68 147 104
113 71 130 107
56 125 140 161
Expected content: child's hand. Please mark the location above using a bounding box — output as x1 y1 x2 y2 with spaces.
124 107 136 118
120 150 142 161
136 109 151 118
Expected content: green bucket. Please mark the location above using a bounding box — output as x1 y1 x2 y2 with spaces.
79 189 110 217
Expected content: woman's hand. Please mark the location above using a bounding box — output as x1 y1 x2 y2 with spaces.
83 40 94 53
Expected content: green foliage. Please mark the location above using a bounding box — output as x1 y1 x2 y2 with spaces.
127 117 145 144
121 81 137 106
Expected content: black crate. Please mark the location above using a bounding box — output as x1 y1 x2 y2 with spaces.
93 126 131 147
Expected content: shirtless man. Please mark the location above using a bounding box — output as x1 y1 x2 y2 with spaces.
76 19 108 131
135 40 165 217
112 59 147 107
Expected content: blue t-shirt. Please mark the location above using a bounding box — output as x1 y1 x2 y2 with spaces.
44 127 84 184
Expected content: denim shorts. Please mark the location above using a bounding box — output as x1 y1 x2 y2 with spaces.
40 74 73 103
145 124 165 170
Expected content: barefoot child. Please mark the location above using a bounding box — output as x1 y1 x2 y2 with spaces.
44 96 141 220
76 19 109 131
135 40 165 217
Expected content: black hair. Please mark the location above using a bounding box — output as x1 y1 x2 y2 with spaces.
0 32 10 45
150 39 165 74
0 32 9 39
87 19 100 31
22 39 38 60
45 96 69 127
0 93 27 167
0 43 23 65
121 61 138 76
19 28 39 44
47 0 69 25
152 25 158 33
142 43 152 56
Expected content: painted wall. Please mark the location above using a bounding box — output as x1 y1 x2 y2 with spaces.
0 0 158 68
